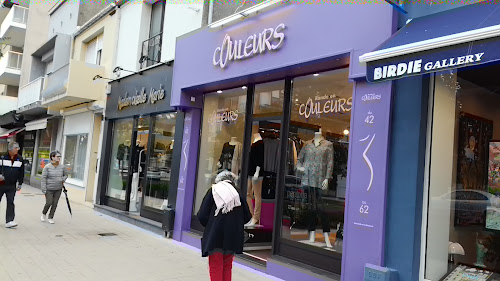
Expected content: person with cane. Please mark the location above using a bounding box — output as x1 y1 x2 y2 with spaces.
41 150 67 224
0 142 24 228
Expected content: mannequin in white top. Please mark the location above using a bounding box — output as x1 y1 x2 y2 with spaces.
298 128 332 248
252 133 262 179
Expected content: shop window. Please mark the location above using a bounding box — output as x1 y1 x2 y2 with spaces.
281 68 352 256
36 120 55 175
63 134 88 182
425 66 500 280
106 118 134 200
193 87 247 215
143 113 177 210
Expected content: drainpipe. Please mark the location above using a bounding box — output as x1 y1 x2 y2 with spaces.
208 0 213 25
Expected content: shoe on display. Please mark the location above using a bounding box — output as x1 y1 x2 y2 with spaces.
41 214 46 222
48 219 55 224
5 221 18 228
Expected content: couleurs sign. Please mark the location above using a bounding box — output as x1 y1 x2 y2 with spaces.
298 95 352 119
213 23 285 69
207 108 239 125
118 85 166 110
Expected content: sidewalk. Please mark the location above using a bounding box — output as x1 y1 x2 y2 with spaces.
0 185 280 281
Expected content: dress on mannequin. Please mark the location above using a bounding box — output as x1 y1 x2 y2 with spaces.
247 133 264 226
297 128 334 247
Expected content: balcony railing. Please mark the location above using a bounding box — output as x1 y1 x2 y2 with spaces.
140 32 162 69
12 5 28 24
6 51 22 69
17 76 44 110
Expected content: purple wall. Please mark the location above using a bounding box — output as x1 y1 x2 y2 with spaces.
341 80 393 281
171 4 394 108
172 3 396 280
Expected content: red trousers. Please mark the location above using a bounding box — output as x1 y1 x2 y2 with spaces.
208 253 234 281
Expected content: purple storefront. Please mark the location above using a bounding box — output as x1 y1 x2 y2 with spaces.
171 3 395 281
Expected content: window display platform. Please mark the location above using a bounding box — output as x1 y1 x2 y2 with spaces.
440 264 499 281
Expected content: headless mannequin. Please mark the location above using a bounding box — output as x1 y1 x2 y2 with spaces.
229 136 238 145
298 128 332 248
247 133 263 226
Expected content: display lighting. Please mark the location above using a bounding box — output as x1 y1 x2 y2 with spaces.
217 90 223 94
313 73 320 77
242 86 247 90
209 0 281 29
343 129 350 135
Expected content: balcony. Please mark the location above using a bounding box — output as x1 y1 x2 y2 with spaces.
140 33 162 69
0 5 27 47
41 59 105 109
0 95 17 115
0 50 21 86
17 76 44 114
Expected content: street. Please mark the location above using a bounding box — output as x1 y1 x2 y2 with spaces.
0 185 278 281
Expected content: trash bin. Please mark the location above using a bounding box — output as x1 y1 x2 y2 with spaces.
162 207 175 238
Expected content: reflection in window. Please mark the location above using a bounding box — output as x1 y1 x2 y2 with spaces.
63 134 88 181
143 113 176 210
106 118 133 200
425 68 500 280
194 87 247 214
282 68 352 254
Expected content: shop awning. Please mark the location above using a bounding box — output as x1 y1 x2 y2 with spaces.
0 127 25 139
25 117 48 131
360 3 500 82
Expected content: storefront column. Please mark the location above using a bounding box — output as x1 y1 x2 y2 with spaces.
384 76 429 281
341 80 393 281
173 107 201 243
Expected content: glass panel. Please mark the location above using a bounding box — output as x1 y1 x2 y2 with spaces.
253 80 285 117
37 121 55 175
63 134 88 181
193 87 247 214
143 112 177 210
21 131 35 182
131 116 150 212
281 68 352 253
106 118 133 200
149 1 164 37
425 67 500 280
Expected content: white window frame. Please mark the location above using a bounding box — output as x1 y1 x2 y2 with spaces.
420 74 437 281
62 133 90 187
85 34 103 65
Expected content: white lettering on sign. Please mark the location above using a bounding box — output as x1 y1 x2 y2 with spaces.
208 108 239 125
213 23 285 69
373 52 485 81
298 95 352 119
118 84 166 110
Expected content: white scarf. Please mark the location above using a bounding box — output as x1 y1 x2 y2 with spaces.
212 180 241 216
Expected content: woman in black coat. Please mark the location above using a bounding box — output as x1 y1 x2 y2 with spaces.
197 171 251 281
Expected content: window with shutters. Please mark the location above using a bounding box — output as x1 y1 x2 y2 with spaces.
85 34 103 65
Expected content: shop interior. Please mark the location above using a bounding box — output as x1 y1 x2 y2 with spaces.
426 63 500 281
193 67 353 269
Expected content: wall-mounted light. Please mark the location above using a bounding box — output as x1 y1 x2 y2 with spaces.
113 66 136 77
209 0 282 29
93 75 113 81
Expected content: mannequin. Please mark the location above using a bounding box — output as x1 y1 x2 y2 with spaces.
297 127 334 248
247 132 264 226
229 137 238 145
217 137 242 176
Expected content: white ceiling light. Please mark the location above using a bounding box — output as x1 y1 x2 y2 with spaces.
242 86 247 89
313 73 319 77
343 129 350 135
217 90 223 94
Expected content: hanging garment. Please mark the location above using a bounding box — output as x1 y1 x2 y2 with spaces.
218 142 236 171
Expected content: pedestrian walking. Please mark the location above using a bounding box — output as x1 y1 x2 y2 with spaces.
41 151 67 224
0 141 24 228
197 171 251 281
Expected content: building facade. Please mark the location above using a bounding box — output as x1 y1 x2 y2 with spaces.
170 2 395 281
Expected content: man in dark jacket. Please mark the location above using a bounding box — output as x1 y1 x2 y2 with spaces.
0 142 24 228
